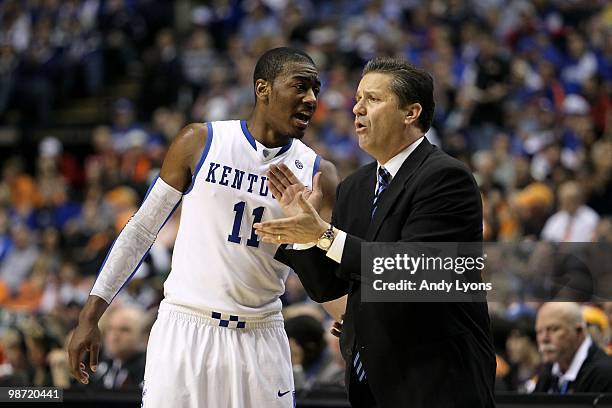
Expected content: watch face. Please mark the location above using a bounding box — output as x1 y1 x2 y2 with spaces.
319 238 332 248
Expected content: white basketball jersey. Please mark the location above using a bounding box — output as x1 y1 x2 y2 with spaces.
164 120 320 315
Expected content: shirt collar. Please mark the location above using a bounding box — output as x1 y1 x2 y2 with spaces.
377 136 424 179
551 336 592 384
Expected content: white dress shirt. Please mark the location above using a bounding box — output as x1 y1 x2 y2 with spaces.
550 336 592 393
324 137 425 263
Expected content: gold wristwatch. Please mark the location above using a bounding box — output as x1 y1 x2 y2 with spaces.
317 224 335 250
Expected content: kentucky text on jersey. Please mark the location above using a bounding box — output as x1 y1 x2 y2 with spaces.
204 162 270 197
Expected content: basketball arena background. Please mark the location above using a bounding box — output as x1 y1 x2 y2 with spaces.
0 0 611 407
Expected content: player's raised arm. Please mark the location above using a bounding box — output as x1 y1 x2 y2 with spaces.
67 123 207 384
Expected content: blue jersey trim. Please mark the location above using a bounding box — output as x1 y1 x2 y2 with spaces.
312 155 321 182
143 175 159 201
240 120 257 151
185 122 214 195
275 139 293 157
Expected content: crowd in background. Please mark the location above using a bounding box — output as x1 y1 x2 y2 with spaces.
0 0 611 396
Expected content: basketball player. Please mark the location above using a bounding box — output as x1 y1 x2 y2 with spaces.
68 47 339 407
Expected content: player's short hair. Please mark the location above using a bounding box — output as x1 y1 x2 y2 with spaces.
363 57 435 133
253 47 315 89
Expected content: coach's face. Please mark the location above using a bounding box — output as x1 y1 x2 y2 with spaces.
265 62 320 139
353 72 408 161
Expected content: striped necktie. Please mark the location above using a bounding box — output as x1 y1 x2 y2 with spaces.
353 350 367 382
372 166 391 218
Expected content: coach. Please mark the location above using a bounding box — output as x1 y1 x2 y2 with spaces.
255 57 496 407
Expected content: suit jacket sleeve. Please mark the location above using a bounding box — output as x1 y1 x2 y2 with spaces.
338 165 482 281
275 183 350 303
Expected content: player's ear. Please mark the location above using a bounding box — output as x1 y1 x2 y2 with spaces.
255 79 271 103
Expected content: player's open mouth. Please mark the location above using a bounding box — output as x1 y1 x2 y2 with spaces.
293 112 311 128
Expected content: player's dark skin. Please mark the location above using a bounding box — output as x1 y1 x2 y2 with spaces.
67 60 340 384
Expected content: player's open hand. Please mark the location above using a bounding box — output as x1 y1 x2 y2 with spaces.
267 164 323 216
254 190 327 244
67 320 101 384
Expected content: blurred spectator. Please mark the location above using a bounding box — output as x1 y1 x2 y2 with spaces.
0 43 19 119
594 218 612 244
84 126 122 190
191 65 237 122
319 108 361 163
561 32 597 91
0 207 11 263
582 305 611 355
465 32 510 150
0 1 31 53
139 28 181 118
22 319 61 386
0 328 29 386
0 224 39 294
181 28 219 100
285 315 344 393
110 98 150 153
60 9 104 97
506 318 540 393
510 182 554 239
586 140 612 217
16 15 62 125
535 302 612 393
541 181 600 242
98 0 145 81
91 306 147 390
239 1 282 50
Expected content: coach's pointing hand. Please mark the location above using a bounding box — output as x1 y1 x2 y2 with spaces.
255 190 328 244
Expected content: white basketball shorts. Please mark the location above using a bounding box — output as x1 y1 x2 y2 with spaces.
141 301 295 408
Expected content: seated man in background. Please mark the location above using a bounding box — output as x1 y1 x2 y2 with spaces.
535 302 612 393
91 306 147 390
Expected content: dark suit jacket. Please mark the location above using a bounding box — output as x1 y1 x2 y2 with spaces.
279 138 496 407
534 342 612 393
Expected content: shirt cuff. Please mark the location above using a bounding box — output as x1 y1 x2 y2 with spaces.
326 229 346 264
292 243 316 250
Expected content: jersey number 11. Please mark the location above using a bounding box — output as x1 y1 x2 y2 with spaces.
227 201 265 248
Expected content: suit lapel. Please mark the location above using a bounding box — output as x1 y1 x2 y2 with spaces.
365 138 434 240
352 162 377 233
345 163 376 295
